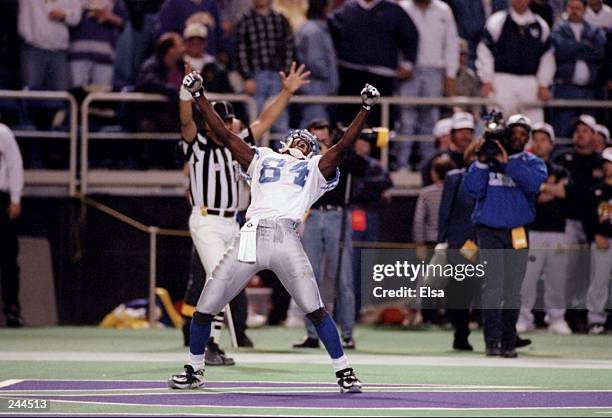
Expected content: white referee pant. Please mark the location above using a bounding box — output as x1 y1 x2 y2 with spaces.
189 207 239 276
492 73 543 123
586 240 612 326
519 231 568 325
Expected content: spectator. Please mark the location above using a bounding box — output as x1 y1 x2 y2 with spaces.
0 123 24 327
476 0 556 123
69 0 128 89
293 120 367 350
455 39 480 102
593 123 610 152
517 122 573 335
396 0 459 172
438 139 479 350
134 32 185 131
552 115 604 326
531 0 554 28
328 0 419 126
584 147 612 334
550 0 606 138
413 156 456 260
448 0 507 68
295 0 339 128
183 23 215 72
0 1 20 90
351 132 393 318
465 113 547 358
422 112 475 186
432 117 453 152
235 0 294 133
155 0 224 56
584 0 612 30
18 0 81 92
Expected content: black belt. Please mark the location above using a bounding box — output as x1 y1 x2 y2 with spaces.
198 206 236 217
208 209 235 218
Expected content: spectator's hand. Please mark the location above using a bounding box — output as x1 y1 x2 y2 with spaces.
474 138 487 162
444 77 457 97
595 234 610 250
494 140 508 164
537 85 551 101
361 84 380 110
7 203 21 220
48 9 66 22
398 65 412 80
182 71 205 98
92 7 113 24
280 61 311 94
244 79 257 95
480 82 494 97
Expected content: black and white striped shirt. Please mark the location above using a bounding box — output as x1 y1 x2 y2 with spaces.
181 129 254 210
235 8 294 79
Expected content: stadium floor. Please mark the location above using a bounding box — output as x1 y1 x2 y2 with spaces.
0 326 611 417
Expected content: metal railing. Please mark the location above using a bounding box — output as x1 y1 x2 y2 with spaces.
79 91 258 194
0 90 79 196
3 88 611 195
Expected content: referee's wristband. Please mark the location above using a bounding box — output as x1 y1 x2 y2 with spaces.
179 87 193 102
362 104 372 111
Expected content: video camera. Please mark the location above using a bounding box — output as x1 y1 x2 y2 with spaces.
478 110 509 161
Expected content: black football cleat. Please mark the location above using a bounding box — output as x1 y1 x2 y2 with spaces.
336 368 363 393
168 365 205 389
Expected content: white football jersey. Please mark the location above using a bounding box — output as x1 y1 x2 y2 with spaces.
243 147 339 221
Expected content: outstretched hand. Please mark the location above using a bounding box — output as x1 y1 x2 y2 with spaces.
183 70 205 98
361 84 380 110
280 62 311 94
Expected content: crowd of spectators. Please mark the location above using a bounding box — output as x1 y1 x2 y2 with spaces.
0 0 609 169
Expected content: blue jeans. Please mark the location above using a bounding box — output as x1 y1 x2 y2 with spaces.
299 80 333 128
254 70 289 133
21 43 69 91
301 209 355 339
396 68 443 169
551 84 598 138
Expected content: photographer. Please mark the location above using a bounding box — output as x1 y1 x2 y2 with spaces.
465 112 547 358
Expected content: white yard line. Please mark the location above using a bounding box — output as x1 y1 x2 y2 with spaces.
0 379 23 389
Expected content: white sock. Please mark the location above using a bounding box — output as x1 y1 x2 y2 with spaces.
331 355 349 372
188 352 205 371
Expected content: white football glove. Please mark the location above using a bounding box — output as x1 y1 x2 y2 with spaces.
182 71 205 98
361 83 380 110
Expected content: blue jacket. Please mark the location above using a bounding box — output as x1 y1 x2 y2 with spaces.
438 168 476 249
551 20 606 87
296 20 339 95
465 152 547 229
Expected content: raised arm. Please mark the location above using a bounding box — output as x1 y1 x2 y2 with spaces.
183 71 255 168
179 61 197 143
318 84 380 179
249 62 310 140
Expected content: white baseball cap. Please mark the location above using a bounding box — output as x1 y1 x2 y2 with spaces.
573 114 597 132
451 112 475 131
531 122 555 143
507 113 532 131
594 124 610 143
602 147 612 163
432 118 453 138
183 23 208 39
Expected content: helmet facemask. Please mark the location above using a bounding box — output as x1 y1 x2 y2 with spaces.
279 130 321 160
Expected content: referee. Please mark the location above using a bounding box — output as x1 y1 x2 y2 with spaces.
179 61 310 364
0 122 24 327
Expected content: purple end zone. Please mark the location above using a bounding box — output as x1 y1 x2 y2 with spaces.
2 380 430 391
16 391 612 409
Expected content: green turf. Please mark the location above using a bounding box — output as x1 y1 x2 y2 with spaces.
0 326 611 417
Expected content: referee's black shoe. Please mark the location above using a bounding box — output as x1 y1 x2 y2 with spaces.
205 341 235 366
293 336 319 348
